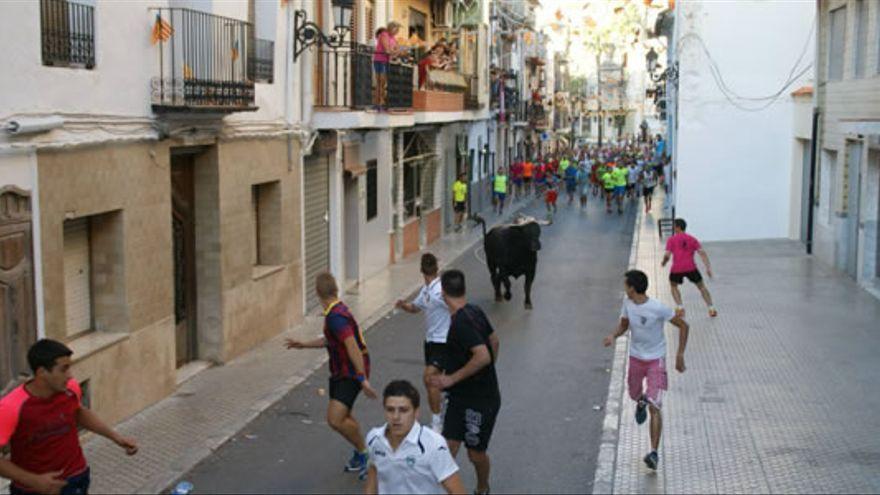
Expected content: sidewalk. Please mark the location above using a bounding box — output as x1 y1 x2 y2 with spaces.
594 197 880 494
76 197 533 494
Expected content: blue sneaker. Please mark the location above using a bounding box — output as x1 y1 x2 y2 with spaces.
344 450 367 473
644 450 659 470
635 396 647 425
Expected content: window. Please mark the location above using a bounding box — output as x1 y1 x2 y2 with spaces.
403 162 421 219
252 181 282 266
40 0 95 69
409 8 427 43
828 6 846 81
854 0 868 78
366 160 378 221
62 211 125 338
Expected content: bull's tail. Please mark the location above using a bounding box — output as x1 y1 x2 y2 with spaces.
471 213 488 238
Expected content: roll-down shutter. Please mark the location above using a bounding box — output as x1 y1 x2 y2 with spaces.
64 218 91 335
304 156 331 312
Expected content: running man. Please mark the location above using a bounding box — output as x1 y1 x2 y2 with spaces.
395 253 451 433
577 161 591 209
364 380 465 495
510 159 523 200
661 219 718 318
544 172 559 217
564 159 579 206
0 339 139 495
603 270 689 472
522 159 534 196
627 162 640 201
612 162 628 214
452 173 468 232
429 270 500 495
285 272 377 480
492 167 508 215
601 165 616 214
641 166 658 213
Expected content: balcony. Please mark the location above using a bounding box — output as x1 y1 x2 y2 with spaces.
315 43 413 111
150 8 257 113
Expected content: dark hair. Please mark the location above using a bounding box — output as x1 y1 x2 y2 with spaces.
624 270 649 294
383 380 420 409
673 218 687 231
375 27 387 37
420 253 439 276
441 269 466 298
27 339 73 374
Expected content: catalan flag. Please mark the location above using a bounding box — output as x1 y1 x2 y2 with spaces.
151 13 173 45
231 39 239 61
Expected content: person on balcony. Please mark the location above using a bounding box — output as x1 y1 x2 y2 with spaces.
373 22 401 111
418 42 447 90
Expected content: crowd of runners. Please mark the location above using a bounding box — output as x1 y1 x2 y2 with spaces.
0 135 722 495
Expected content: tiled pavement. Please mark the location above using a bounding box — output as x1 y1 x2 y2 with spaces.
595 197 880 494
67 197 534 495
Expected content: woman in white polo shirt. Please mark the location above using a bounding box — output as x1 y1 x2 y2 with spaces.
365 380 465 495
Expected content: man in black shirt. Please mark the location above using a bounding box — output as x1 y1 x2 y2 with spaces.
429 269 500 495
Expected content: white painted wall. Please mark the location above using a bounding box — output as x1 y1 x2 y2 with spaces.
674 0 814 241
788 94 813 240
358 130 394 280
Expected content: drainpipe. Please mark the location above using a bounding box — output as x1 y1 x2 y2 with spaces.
806 109 819 255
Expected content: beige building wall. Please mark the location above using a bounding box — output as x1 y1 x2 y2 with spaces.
815 0 880 280
216 138 304 361
36 141 177 425
32 136 304 425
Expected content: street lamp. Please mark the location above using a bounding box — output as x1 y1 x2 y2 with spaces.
293 0 353 62
646 47 658 74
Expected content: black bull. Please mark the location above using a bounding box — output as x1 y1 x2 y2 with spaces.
472 214 542 309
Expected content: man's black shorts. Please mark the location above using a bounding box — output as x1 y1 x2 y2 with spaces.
329 377 362 410
424 341 448 371
669 270 703 285
442 396 500 452
643 186 655 197
454 201 466 213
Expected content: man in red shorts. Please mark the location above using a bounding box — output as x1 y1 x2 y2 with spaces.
661 218 717 317
604 270 689 471
0 339 138 495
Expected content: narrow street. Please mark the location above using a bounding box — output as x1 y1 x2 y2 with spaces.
181 195 638 494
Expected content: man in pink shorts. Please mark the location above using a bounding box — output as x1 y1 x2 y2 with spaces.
661 218 717 317
604 270 689 471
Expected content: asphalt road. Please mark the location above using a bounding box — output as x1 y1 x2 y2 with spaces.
181 192 637 494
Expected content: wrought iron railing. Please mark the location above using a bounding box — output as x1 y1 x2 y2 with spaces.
251 38 274 83
150 8 256 110
40 0 95 68
315 42 412 110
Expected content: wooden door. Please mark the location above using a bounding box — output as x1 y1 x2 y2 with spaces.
171 155 197 367
0 187 37 392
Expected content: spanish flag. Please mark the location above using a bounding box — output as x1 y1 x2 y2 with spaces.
151 14 173 45
231 39 239 61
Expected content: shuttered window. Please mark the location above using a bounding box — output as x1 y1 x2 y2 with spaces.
854 0 867 78
63 218 92 336
828 6 846 81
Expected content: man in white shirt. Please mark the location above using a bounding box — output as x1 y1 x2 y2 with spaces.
604 269 689 471
395 253 451 432
365 380 465 495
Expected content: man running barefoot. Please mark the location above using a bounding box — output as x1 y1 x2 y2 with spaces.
604 270 689 472
285 273 378 480
430 270 500 495
661 219 718 317
364 380 465 495
395 253 451 433
0 339 139 495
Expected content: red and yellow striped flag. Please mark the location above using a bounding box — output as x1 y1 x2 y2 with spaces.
151 14 173 45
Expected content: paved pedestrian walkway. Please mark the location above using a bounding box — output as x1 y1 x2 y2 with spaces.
595 196 880 494
70 197 534 495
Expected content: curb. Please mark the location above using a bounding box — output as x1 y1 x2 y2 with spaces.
153 198 536 494
591 206 642 495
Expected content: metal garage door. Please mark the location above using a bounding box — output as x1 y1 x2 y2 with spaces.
304 155 330 312
64 218 91 335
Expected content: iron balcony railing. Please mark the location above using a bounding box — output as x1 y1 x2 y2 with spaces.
315 42 413 110
40 0 95 68
150 8 257 111
251 38 274 83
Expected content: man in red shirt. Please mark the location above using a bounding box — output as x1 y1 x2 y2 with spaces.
661 218 718 318
0 339 138 495
285 272 377 480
